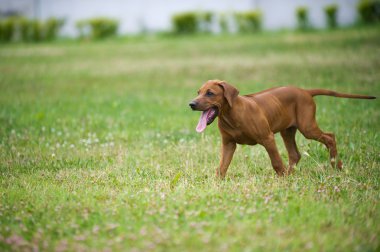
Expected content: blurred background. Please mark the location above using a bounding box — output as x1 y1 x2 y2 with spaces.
0 0 372 39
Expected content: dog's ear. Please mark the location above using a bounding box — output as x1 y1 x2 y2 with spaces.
217 81 239 107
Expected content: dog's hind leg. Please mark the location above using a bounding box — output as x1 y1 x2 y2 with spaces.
298 124 342 169
322 132 342 169
304 129 342 169
296 102 342 169
280 126 301 173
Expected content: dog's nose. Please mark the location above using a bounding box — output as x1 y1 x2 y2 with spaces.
189 101 197 110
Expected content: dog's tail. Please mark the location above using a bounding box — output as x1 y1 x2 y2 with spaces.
307 89 376 99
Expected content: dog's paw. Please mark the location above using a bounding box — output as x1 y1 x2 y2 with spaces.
215 169 226 179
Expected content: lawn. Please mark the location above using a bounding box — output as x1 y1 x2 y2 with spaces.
0 26 379 251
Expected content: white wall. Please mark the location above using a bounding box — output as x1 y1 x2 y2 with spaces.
0 0 359 37
259 0 358 29
37 0 254 35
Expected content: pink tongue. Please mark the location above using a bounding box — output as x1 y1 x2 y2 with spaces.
196 109 211 133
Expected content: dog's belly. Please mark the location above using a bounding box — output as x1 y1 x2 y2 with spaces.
234 134 257 145
222 129 258 145
269 116 295 133
235 137 257 145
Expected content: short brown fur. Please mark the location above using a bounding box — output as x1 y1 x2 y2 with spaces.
190 80 376 178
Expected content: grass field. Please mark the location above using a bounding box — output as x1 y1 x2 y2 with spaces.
0 26 379 251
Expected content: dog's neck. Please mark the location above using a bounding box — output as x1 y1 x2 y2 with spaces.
218 96 243 129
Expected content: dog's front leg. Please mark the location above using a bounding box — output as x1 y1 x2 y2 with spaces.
261 134 287 176
216 141 236 179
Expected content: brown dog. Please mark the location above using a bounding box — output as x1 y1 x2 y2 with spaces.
189 80 376 178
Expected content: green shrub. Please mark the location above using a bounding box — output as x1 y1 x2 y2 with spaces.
296 6 310 30
45 18 64 40
76 18 118 39
89 18 118 39
172 12 198 34
235 10 262 33
325 4 338 28
245 10 262 32
357 0 380 23
0 21 4 41
30 20 43 41
0 18 17 42
0 16 64 42
18 17 32 41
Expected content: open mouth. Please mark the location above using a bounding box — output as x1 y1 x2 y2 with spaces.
196 107 219 133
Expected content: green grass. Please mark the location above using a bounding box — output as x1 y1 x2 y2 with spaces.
0 26 379 251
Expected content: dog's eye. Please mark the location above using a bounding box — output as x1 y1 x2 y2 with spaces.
206 91 214 96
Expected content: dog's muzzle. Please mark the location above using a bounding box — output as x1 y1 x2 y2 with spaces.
189 101 198 110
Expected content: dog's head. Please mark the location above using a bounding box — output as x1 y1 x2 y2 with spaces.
189 80 239 132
